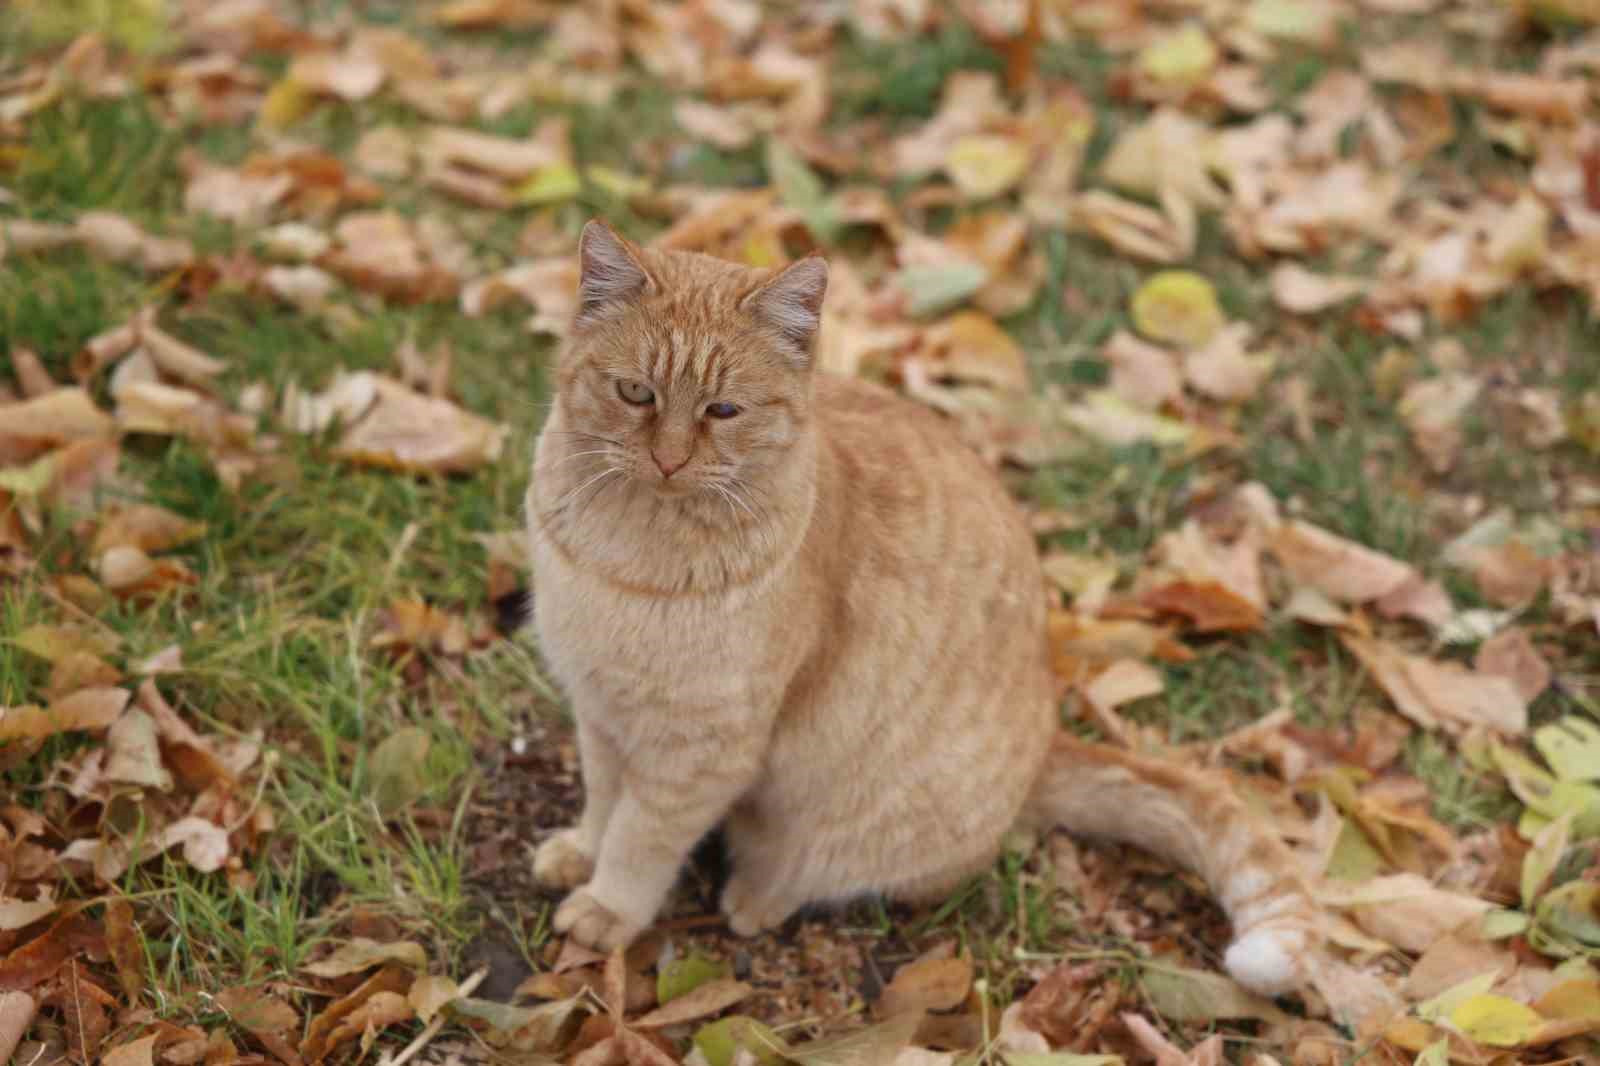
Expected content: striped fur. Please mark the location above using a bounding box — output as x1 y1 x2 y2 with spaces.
526 223 1320 996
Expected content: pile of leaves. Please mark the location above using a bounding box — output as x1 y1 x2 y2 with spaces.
3 0 1600 1063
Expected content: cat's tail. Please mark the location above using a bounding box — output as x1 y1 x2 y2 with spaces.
1024 733 1322 998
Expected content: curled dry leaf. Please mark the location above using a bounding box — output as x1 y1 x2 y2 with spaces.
407 975 460 1025
1342 633 1527 734
1475 628 1551 704
303 938 427 978
301 966 413 1063
1270 520 1416 603
0 687 130 742
0 388 115 447
633 978 753 1029
1270 262 1369 313
92 503 206 555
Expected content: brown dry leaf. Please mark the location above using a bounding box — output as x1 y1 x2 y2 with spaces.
0 913 102 993
1048 612 1194 674
93 503 207 555
633 978 752 1029
0 992 37 1066
1270 262 1369 313
0 687 130 742
1125 1014 1223 1066
1270 520 1417 603
76 212 194 274
1081 659 1164 742
1342 633 1528 734
102 1033 158 1066
104 898 146 999
1474 627 1551 704
0 893 58 932
922 311 1028 391
98 544 199 599
1457 540 1553 608
1319 874 1493 954
1374 574 1456 629
323 211 457 303
877 956 972 1018
1183 324 1274 403
1404 930 1517 1002
407 975 459 1025
304 938 427 978
1103 329 1182 411
1018 962 1122 1051
0 388 115 448
333 376 508 474
300 966 412 1062
1398 373 1482 473
1140 580 1264 633
9 347 56 397
139 318 228 387
216 988 304 1066
153 817 231 873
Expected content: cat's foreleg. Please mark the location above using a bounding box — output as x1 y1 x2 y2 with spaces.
553 740 761 951
533 717 620 890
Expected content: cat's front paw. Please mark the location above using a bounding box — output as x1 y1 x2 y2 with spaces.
720 874 798 937
553 887 644 951
533 829 595 890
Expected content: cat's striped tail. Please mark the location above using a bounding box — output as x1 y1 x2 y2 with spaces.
1024 733 1322 998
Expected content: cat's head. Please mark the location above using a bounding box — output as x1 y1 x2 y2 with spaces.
552 220 828 497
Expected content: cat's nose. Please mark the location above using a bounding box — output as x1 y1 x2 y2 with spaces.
652 449 690 478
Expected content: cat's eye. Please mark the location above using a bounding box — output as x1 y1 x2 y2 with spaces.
617 380 655 405
705 402 740 420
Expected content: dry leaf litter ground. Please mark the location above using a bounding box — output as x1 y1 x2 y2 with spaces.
2 0 1600 1064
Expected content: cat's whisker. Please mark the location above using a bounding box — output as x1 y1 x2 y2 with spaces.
549 466 622 516
539 448 615 473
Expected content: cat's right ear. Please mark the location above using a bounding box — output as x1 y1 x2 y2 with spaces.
575 220 655 329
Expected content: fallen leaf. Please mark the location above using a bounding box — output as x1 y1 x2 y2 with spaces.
945 132 1030 200
657 953 729 1004
0 687 130 742
304 938 427 978
634 979 752 1028
368 726 432 816
1138 963 1290 1023
408 975 459 1025
1476 628 1551 704
0 991 37 1066
1131 271 1225 349
1270 263 1369 312
1343 634 1527 734
1103 330 1182 411
104 898 146 999
92 503 206 555
448 993 585 1052
1140 581 1263 633
878 956 972 1018
102 1034 158 1066
0 894 57 932
1272 521 1418 603
1449 993 1547 1047
1320 874 1494 954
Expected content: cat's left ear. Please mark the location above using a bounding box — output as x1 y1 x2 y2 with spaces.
741 256 829 367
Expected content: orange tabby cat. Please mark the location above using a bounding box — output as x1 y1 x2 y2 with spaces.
526 221 1320 996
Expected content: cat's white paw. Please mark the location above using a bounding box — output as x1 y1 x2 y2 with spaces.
1223 922 1309 998
720 874 797 937
533 829 595 890
554 887 644 951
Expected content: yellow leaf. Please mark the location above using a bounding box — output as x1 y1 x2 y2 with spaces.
945 133 1030 200
1131 270 1225 348
1521 810 1573 908
1137 24 1218 85
1448 993 1547 1047
259 78 316 130
513 162 582 205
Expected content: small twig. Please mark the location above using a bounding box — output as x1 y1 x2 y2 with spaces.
382 966 489 1066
